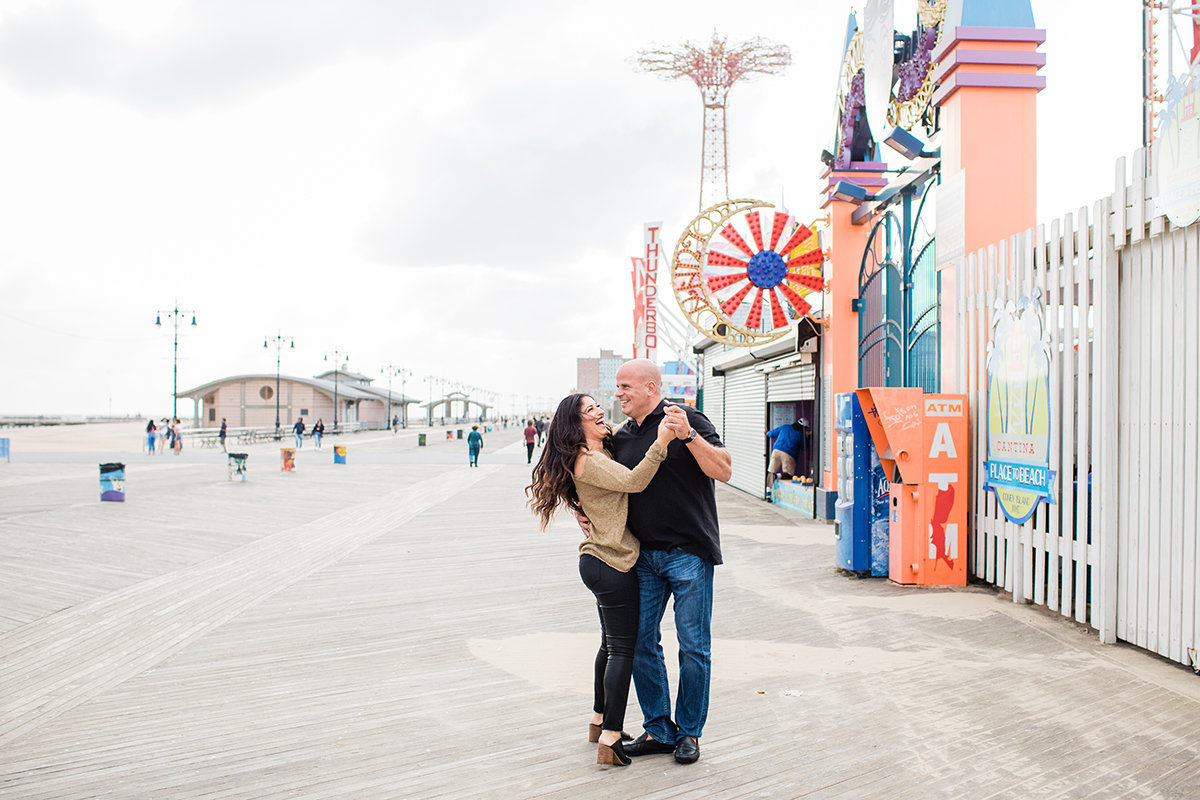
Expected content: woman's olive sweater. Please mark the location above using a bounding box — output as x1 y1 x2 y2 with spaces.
572 442 667 572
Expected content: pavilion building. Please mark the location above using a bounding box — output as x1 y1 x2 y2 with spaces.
176 370 417 429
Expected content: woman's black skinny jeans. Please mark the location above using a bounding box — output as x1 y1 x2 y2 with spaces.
578 554 640 733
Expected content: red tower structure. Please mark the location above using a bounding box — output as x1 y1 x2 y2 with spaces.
636 32 790 211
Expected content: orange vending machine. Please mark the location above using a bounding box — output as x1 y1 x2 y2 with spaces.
855 388 969 586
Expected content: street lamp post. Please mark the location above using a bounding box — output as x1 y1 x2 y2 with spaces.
322 349 349 431
154 300 197 421
264 332 294 439
381 365 412 430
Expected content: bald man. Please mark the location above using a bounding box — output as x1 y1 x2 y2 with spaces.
607 358 730 764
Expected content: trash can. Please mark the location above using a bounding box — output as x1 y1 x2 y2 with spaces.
99 462 125 502
281 448 296 472
418 433 426 447
446 431 453 440
228 453 248 481
456 429 463 439
856 388 969 586
333 445 347 464
0 437 10 463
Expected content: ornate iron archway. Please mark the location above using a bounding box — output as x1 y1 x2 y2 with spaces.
856 173 939 391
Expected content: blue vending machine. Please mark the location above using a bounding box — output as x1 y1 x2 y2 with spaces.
834 393 870 571
867 441 890 577
834 392 891 574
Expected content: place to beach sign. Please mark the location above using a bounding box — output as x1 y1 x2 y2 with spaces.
983 297 1056 524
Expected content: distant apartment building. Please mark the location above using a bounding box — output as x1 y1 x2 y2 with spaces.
577 349 625 415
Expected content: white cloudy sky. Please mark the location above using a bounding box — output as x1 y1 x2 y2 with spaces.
0 0 1142 417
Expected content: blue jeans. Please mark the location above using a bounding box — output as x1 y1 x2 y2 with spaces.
632 548 714 742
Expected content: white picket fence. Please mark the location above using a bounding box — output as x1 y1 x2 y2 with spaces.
953 147 1200 668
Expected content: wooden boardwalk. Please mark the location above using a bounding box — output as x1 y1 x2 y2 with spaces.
2 423 1200 799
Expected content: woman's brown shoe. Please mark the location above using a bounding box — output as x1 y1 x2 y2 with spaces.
589 724 631 743
597 738 631 766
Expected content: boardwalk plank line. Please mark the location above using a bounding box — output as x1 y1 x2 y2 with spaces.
0 466 496 746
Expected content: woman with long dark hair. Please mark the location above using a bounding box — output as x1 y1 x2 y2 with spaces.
526 393 674 767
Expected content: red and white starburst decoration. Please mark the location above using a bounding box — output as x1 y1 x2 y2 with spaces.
703 208 826 334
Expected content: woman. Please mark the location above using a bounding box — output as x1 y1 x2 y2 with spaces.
146 419 157 454
526 393 673 767
313 418 325 449
523 419 537 464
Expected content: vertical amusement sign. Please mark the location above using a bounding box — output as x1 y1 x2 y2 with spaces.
631 221 661 361
983 296 1056 524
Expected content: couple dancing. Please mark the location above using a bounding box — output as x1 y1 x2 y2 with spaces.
527 359 731 767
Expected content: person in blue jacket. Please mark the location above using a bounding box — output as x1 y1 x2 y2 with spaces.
467 425 484 467
766 417 808 480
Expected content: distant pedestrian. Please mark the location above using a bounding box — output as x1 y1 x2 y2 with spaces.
159 418 170 454
146 419 157 454
172 418 183 455
293 417 306 448
524 419 537 464
219 418 228 453
392 414 400 433
535 416 546 447
467 425 484 467
313 418 324 449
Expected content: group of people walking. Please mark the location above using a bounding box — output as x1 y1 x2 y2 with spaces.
291 417 325 449
527 359 731 768
145 418 184 455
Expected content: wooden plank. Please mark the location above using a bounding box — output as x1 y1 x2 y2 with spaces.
1016 231 1035 603
1187 222 1200 669
1113 156 1127 248
1131 148 1146 244
1167 226 1186 662
984 244 1000 585
1046 217 1064 614
1074 207 1091 625
1146 230 1165 653
1093 198 1120 644
965 251 983 579
1032 224 1049 608
1136 237 1153 650
1115 220 1132 642
1059 212 1077 619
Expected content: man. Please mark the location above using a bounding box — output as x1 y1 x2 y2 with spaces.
584 358 732 765
766 417 808 481
534 416 546 447
219 418 228 453
292 417 305 449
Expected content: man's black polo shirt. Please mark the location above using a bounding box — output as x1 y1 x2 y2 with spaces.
612 400 724 565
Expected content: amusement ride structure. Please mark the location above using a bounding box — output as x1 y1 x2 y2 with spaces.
636 32 790 212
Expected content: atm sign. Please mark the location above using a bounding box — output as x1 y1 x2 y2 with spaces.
925 399 964 417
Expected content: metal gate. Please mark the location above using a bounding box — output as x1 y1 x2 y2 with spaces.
857 175 939 392
723 367 767 497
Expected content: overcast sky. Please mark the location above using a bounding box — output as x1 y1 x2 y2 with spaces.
0 0 1142 418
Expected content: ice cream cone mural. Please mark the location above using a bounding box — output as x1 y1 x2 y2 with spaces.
984 297 1055 523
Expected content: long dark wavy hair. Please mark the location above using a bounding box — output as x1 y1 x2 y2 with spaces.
526 393 613 530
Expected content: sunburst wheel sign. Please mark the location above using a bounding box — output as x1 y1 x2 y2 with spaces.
704 207 825 341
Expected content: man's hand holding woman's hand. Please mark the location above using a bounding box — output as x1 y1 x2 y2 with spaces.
662 404 692 440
